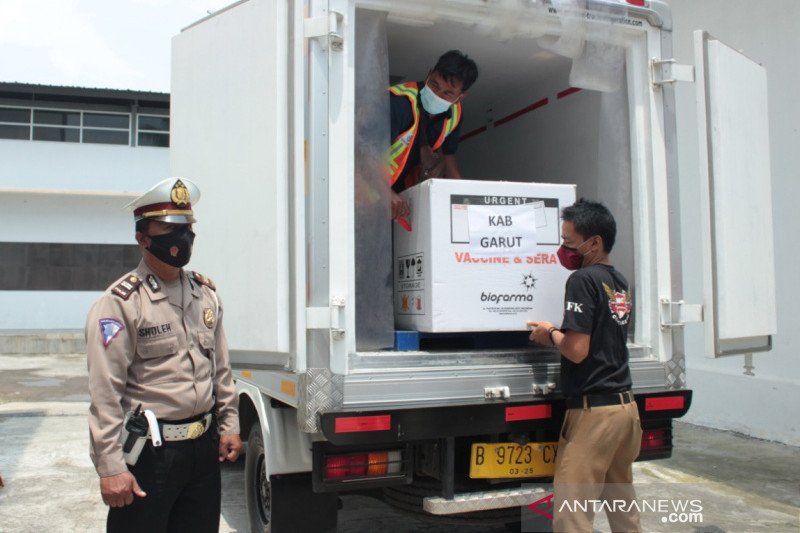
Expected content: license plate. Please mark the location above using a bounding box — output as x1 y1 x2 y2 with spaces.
469 442 558 479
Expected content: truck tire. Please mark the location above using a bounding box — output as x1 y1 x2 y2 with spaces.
244 421 338 533
245 422 271 533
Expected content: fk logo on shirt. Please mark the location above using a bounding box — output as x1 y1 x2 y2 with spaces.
566 302 584 313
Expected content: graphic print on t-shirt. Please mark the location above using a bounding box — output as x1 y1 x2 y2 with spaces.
603 282 632 325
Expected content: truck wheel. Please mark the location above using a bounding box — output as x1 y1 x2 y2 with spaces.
244 422 338 533
245 422 271 532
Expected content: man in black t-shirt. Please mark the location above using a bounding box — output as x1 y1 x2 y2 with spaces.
528 199 641 533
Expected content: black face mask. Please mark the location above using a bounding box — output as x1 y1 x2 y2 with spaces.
146 227 195 268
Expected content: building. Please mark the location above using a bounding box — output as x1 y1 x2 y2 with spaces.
0 82 169 332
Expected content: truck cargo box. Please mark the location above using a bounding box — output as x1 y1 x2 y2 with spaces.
394 179 575 332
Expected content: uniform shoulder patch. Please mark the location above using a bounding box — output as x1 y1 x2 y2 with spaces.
111 274 143 300
191 271 216 291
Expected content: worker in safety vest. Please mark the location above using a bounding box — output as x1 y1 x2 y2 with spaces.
388 50 478 220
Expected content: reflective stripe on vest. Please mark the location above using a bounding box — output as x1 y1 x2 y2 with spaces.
387 82 462 186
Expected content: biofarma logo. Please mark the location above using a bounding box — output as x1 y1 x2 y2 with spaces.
479 273 538 305
525 492 704 526
481 292 534 303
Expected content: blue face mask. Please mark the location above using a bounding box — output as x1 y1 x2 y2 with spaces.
420 83 453 115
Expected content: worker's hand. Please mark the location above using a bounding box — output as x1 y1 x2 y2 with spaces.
391 191 410 220
527 320 555 345
219 434 243 463
100 471 146 507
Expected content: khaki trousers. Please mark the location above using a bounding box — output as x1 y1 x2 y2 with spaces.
552 400 643 533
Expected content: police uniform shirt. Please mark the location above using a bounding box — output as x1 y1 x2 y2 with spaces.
390 81 462 193
86 260 239 477
559 264 633 398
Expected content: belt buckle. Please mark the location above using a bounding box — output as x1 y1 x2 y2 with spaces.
186 420 206 440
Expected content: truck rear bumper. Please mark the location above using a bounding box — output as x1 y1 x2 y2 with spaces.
423 486 550 515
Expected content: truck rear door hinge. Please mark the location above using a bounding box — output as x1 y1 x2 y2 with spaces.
532 382 556 396
659 299 703 330
484 386 510 400
304 11 344 52
651 58 695 89
306 297 346 340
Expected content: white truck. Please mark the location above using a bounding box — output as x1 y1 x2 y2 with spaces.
170 0 776 530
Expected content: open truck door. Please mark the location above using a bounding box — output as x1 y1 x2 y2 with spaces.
170 0 296 366
693 31 777 358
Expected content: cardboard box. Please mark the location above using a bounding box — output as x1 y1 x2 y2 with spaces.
393 179 576 332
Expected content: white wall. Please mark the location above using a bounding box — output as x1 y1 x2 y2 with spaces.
0 138 168 330
0 139 167 192
669 0 800 445
0 292 102 330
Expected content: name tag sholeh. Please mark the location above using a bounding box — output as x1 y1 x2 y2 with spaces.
138 322 174 338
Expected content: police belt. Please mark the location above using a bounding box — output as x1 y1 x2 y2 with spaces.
565 390 634 409
158 412 213 441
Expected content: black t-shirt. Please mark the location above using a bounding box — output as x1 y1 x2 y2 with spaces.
390 82 462 193
560 264 633 397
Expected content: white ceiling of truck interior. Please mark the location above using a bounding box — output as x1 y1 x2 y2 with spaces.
385 18 572 113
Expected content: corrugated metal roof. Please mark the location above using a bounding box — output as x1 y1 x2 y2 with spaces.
0 82 169 107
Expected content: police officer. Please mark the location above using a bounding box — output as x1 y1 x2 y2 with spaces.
86 177 241 532
528 199 641 533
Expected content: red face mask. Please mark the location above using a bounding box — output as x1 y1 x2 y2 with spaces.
556 238 593 271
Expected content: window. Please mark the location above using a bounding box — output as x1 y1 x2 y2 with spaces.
0 107 31 140
33 126 79 142
34 109 80 126
31 110 80 143
138 114 169 147
0 105 168 147
83 112 130 145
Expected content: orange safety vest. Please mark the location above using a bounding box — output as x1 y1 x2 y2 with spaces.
387 82 462 187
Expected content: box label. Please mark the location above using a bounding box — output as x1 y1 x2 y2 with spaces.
396 252 425 315
466 203 538 257
451 196 560 245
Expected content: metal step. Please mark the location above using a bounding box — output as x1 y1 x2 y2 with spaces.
423 485 551 515
0 330 85 355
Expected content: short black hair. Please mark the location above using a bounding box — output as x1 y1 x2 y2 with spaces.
561 198 617 252
433 50 478 92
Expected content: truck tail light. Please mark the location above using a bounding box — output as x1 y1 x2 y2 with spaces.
334 414 391 433
626 0 646 6
645 395 685 411
324 450 402 479
640 428 668 451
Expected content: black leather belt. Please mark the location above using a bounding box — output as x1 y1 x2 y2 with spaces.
565 391 634 409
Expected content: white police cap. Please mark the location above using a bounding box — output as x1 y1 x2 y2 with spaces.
126 177 201 224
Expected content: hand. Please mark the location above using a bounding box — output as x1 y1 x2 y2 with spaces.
219 434 243 463
100 471 146 507
391 191 410 220
527 320 555 345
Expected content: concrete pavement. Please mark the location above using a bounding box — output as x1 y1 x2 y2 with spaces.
0 352 797 532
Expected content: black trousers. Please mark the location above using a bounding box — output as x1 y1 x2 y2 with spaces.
107 428 221 533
